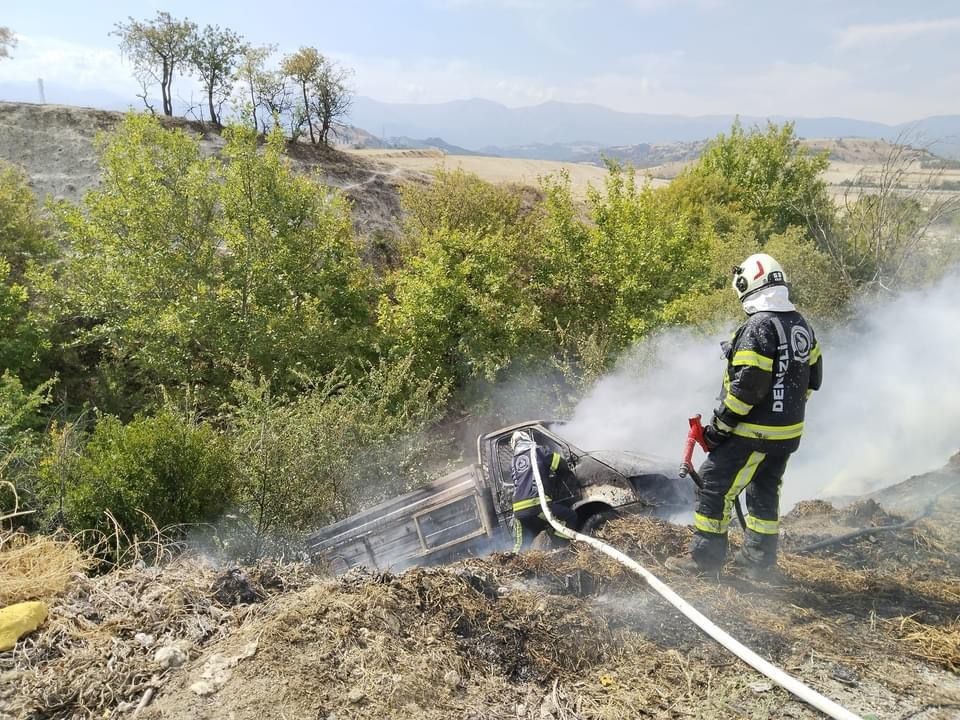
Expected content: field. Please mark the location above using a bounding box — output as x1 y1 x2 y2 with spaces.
348 148 664 198
350 138 960 203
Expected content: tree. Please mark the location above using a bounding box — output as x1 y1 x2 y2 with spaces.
113 12 196 116
0 27 16 60
187 24 246 127
255 68 301 138
235 44 274 133
382 169 546 387
0 163 56 380
281 47 322 144
690 120 833 242
314 57 353 145
213 124 376 383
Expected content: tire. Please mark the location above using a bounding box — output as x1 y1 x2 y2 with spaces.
579 509 620 537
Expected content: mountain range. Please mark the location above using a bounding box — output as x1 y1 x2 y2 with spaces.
3 79 958 160
347 96 960 159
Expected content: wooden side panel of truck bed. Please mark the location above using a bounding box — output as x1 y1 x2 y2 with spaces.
305 465 497 572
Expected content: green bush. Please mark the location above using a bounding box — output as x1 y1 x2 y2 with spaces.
38 407 236 547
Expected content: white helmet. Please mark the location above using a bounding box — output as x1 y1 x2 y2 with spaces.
510 430 533 451
732 253 787 301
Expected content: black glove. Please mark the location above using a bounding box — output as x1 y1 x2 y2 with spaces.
703 418 730 451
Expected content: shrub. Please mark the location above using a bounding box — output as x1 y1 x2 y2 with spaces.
38 407 236 548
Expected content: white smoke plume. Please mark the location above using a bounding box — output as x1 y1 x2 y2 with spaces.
560 273 960 508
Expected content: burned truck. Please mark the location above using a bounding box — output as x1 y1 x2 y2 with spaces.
306 420 694 573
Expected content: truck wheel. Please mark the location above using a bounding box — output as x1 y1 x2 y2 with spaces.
580 510 619 537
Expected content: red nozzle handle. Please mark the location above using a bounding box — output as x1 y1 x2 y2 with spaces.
680 414 707 476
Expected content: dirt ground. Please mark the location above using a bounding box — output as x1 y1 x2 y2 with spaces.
4 459 959 720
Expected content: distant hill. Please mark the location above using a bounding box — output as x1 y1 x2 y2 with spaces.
348 97 960 159
487 140 705 167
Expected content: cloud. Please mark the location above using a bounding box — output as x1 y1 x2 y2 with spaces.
0 34 136 92
0 34 211 110
837 17 960 49
336 53 559 106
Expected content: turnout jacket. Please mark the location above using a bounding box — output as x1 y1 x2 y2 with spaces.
714 310 822 454
511 445 566 511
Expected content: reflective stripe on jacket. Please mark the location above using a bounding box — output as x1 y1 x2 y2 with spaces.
715 310 822 453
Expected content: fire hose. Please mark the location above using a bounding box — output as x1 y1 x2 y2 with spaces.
527 443 865 720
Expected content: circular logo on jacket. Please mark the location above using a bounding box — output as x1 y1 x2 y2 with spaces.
791 325 811 362
514 455 530 472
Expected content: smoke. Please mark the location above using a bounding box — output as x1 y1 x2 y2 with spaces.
560 272 960 508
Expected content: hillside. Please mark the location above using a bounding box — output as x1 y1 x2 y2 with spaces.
0 102 428 242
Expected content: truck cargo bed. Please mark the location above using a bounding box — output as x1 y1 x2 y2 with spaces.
305 465 497 572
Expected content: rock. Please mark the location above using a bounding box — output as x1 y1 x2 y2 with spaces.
134 632 155 648
188 641 259 696
190 680 218 697
443 669 461 688
154 645 187 669
347 688 365 704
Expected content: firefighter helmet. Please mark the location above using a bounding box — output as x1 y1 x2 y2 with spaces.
510 430 533 451
732 253 787 301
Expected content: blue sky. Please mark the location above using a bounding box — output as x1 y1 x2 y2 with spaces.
2 0 959 122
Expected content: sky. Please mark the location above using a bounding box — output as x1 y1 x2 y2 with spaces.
1 0 959 123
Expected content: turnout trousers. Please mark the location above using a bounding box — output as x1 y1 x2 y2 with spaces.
512 503 578 552
691 438 791 571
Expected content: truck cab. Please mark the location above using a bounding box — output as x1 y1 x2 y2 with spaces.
478 420 694 533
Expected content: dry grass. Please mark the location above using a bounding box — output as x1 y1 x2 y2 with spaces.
0 481 90 605
0 532 89 605
893 617 960 672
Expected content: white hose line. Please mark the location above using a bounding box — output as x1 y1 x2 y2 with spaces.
528 445 864 720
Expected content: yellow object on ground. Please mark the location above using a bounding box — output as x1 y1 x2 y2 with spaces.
0 601 48 651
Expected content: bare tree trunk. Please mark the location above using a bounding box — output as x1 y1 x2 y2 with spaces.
207 76 219 128
249 79 258 133
301 82 315 144
161 58 173 116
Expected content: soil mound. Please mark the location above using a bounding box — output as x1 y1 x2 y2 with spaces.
7 510 960 719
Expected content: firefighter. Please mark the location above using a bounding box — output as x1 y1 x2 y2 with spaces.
509 430 578 552
667 253 823 578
